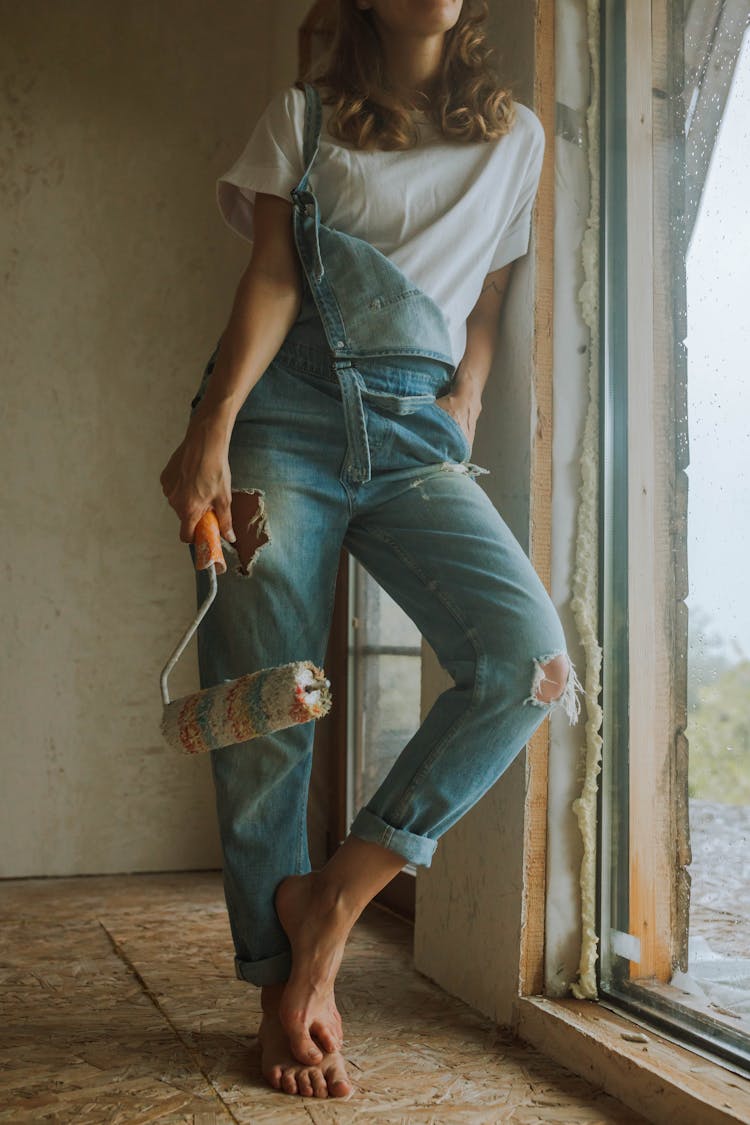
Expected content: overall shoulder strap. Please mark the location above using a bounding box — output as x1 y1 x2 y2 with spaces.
298 82 323 188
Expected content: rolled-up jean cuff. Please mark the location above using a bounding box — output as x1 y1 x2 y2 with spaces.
234 950 292 986
348 807 438 868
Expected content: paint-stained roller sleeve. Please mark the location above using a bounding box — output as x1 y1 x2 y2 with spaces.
161 660 332 754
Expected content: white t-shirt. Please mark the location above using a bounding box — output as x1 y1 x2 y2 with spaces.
217 85 545 364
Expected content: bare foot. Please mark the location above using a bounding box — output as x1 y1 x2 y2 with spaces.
274 872 356 1066
258 1009 352 1098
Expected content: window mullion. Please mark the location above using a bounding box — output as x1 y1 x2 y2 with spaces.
624 0 673 984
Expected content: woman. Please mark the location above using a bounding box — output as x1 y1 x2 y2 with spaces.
160 0 582 1101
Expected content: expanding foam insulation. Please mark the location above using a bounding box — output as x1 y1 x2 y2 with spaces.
546 0 603 1000
0 2 281 876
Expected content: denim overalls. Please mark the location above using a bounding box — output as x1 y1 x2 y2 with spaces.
190 83 582 987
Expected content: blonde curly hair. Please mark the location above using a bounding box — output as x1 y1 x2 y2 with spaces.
307 0 517 151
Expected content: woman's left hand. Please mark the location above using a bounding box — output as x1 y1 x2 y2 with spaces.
434 391 482 450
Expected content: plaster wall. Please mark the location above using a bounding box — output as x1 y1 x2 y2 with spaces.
0 2 294 876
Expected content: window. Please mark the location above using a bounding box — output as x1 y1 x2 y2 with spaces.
345 559 421 915
599 0 750 1073
347 560 423 817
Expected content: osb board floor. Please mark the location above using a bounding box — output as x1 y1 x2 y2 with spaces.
0 871 649 1124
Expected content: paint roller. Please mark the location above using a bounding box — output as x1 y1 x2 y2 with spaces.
160 509 331 754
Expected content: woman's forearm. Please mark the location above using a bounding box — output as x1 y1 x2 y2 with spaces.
159 194 302 544
452 322 494 405
452 262 513 405
189 260 303 443
434 264 513 448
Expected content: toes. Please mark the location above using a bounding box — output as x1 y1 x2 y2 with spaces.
266 1064 283 1090
326 1068 352 1099
328 1080 352 1098
288 1028 324 1065
281 1066 298 1095
311 1020 341 1054
297 1070 314 1097
311 1069 328 1098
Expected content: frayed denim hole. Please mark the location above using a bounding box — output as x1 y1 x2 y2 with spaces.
523 652 584 727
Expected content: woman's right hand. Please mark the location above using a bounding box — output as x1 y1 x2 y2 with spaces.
159 414 236 546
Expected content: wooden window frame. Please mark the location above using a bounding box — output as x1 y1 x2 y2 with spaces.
517 1 750 1118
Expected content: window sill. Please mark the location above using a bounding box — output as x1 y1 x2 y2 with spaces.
514 996 750 1124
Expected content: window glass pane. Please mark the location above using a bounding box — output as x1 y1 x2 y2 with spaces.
348 560 422 814
684 17 750 1023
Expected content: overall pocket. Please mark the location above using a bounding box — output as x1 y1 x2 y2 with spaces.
427 398 472 461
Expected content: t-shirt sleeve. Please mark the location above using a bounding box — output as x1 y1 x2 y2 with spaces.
488 108 546 271
215 85 305 242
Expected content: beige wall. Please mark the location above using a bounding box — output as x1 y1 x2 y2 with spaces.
0 2 305 877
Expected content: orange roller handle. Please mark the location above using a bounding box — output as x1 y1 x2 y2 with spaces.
193 509 227 575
